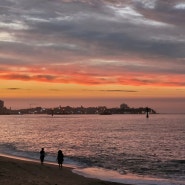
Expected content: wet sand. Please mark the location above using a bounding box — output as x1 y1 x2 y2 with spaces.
0 156 130 185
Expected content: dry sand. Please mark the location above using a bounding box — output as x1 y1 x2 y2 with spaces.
0 156 130 185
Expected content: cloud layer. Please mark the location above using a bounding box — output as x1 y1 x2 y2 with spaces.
0 0 185 88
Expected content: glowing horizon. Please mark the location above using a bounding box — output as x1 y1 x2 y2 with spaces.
0 0 185 113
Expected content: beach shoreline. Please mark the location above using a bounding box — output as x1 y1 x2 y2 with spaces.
0 155 128 185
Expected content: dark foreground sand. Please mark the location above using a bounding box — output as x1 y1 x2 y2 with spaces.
0 156 130 185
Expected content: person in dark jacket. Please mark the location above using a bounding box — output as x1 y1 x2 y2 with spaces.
40 148 45 164
57 150 64 168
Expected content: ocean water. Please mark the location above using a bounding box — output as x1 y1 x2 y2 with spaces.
0 114 185 185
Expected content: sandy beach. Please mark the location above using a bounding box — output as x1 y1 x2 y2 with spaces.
0 156 129 185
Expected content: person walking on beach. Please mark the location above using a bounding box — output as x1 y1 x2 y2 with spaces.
40 148 45 164
57 150 64 168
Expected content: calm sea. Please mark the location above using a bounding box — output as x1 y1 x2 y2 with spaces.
0 114 185 185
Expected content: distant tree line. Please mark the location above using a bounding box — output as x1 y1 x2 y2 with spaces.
0 101 156 115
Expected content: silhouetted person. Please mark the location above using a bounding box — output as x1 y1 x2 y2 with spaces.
40 148 45 164
57 150 64 168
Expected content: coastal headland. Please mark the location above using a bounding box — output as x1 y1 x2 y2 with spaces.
0 100 156 115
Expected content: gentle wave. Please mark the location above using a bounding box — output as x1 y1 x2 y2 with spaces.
0 114 185 185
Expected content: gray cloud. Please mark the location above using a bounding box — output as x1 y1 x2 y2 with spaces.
83 89 138 93
99 90 138 93
0 0 185 81
6 88 21 90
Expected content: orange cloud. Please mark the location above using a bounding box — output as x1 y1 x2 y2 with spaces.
0 70 184 87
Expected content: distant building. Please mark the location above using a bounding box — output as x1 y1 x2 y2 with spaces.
120 103 129 109
0 100 4 109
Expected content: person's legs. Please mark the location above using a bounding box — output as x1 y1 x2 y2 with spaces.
40 157 44 164
59 163 62 168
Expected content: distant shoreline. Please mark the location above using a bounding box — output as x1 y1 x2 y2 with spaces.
0 100 156 115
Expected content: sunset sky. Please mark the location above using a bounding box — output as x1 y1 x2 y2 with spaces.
0 0 185 113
